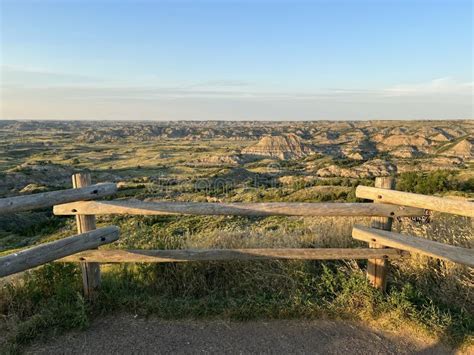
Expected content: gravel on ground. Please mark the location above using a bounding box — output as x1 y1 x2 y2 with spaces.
23 314 458 354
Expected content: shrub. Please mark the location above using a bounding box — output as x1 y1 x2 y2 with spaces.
396 170 472 194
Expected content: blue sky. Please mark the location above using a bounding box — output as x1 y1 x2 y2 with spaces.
1 0 472 120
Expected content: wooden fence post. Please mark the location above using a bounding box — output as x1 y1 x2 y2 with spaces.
367 176 395 292
72 172 101 299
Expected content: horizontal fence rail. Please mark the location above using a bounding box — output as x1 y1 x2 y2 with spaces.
0 183 117 214
0 226 120 277
352 225 474 267
6 172 471 297
356 186 474 218
58 248 407 263
53 200 424 217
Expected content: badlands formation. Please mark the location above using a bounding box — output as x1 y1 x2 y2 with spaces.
0 120 472 193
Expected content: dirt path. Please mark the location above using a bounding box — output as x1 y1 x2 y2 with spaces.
26 315 454 354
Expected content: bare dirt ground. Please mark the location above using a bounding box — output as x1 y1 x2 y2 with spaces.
25 314 456 354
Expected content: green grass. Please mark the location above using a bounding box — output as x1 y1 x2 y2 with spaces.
1 124 473 353
1 260 472 353
1 211 473 353
1 173 473 352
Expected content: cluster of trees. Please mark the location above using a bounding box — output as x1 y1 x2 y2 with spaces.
396 170 474 194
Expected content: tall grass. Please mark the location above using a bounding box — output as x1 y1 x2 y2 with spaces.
1 211 472 352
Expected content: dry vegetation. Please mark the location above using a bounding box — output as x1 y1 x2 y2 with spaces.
0 120 472 353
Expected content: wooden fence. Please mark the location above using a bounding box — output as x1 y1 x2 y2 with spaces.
0 173 472 299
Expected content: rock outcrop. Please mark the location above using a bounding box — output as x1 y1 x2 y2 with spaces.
242 134 315 159
380 134 432 148
390 146 423 159
441 138 473 159
430 132 452 142
316 159 397 178
193 154 245 166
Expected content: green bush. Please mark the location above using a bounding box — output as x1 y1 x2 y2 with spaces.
397 170 472 194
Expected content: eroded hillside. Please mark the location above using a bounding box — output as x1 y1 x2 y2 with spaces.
0 120 472 196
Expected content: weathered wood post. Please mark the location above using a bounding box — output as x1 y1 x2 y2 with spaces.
72 172 101 299
367 176 395 291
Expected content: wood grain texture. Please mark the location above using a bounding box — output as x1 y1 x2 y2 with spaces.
58 248 406 263
0 183 116 214
356 185 474 217
352 225 474 267
367 177 395 291
72 173 101 299
0 226 119 277
54 200 423 217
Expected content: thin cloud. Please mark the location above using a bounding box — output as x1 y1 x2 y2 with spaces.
3 64 470 120
3 65 472 99
383 77 473 97
187 80 253 89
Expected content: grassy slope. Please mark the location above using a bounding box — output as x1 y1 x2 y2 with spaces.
0 132 473 353
1 210 472 353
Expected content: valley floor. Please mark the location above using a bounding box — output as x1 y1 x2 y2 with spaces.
25 315 458 355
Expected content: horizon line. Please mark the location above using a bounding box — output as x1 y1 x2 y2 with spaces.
1 118 473 123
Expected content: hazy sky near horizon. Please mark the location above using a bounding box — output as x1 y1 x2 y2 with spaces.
1 0 472 121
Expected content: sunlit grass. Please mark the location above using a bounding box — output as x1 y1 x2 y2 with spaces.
1 212 472 353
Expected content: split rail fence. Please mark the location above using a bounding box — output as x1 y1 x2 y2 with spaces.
0 173 472 299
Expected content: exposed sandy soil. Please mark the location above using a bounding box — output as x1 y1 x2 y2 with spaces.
25 315 456 354
242 133 315 159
